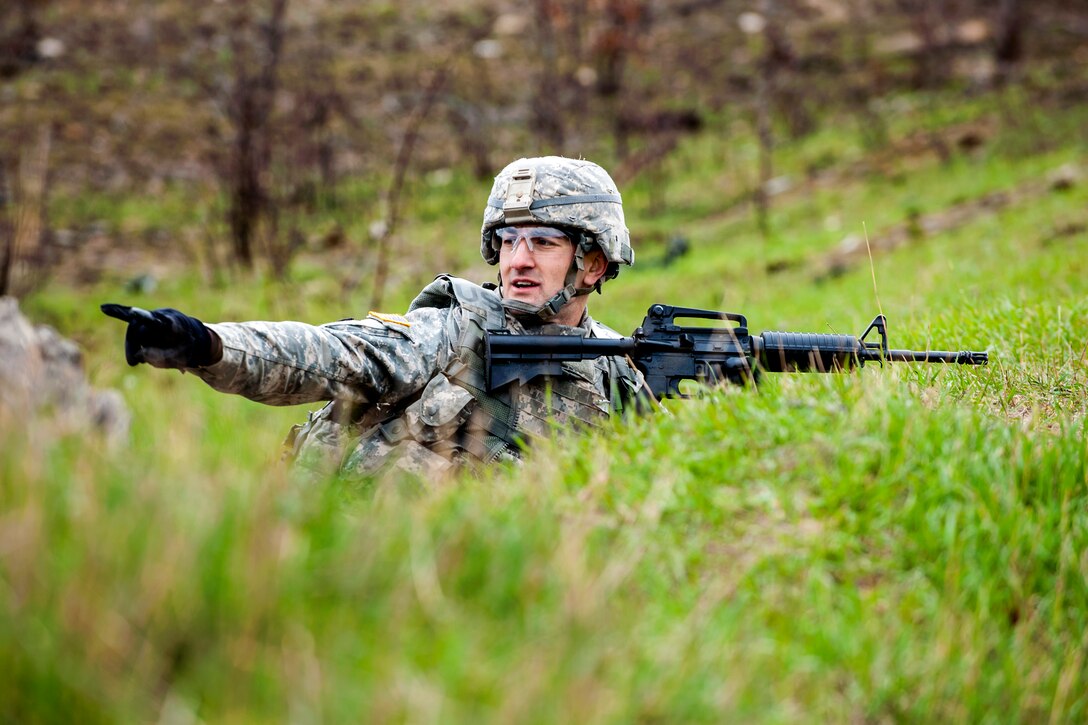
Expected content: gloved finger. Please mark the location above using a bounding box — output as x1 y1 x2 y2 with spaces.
124 321 151 366
126 317 172 349
124 323 190 368
101 303 157 325
124 318 181 366
123 340 143 366
140 344 196 369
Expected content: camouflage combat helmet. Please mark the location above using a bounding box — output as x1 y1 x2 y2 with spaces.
481 156 634 320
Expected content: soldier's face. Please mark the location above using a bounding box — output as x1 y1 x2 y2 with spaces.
497 225 608 324
497 225 575 304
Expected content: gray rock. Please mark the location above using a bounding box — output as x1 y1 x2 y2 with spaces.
0 297 130 441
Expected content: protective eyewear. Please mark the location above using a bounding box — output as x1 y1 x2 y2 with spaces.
493 226 573 257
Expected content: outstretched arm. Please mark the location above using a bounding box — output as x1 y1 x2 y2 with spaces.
192 310 450 406
103 303 452 407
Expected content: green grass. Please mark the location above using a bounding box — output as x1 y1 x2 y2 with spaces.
4 82 1088 722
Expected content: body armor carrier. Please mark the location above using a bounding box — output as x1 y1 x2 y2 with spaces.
287 276 646 480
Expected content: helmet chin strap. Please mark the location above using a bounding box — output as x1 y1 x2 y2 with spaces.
500 237 598 324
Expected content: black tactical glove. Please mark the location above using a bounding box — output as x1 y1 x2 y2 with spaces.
100 304 220 368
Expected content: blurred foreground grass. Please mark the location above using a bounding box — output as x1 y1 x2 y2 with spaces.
3 84 1088 721
3 371 1086 722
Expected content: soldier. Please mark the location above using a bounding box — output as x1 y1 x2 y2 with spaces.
104 156 650 479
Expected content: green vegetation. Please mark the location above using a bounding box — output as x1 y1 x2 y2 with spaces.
4 82 1088 722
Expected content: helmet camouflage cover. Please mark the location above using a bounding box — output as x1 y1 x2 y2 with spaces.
480 156 634 280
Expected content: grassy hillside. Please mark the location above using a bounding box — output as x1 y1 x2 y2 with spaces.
3 80 1087 722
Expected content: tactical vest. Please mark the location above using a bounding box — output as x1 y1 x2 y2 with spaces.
286 276 647 480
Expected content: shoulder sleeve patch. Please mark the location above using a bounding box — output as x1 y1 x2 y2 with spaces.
367 311 412 328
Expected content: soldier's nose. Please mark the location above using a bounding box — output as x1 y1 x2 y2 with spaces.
510 243 536 266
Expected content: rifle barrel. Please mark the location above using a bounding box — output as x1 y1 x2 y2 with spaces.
755 330 988 371
882 349 989 365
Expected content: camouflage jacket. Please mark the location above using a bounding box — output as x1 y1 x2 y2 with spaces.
192 276 647 480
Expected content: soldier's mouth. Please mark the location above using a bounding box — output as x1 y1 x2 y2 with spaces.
511 281 539 289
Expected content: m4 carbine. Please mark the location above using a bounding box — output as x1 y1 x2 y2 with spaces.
485 304 988 399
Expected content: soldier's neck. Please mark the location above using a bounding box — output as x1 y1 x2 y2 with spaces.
505 308 591 334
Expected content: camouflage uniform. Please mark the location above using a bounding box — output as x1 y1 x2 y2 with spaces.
191 275 647 480
192 156 648 480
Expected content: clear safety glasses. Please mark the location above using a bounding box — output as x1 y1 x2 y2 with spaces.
493 226 573 258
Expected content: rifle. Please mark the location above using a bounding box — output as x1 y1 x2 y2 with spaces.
485 304 988 399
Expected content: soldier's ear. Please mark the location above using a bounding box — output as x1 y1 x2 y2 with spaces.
582 249 607 287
